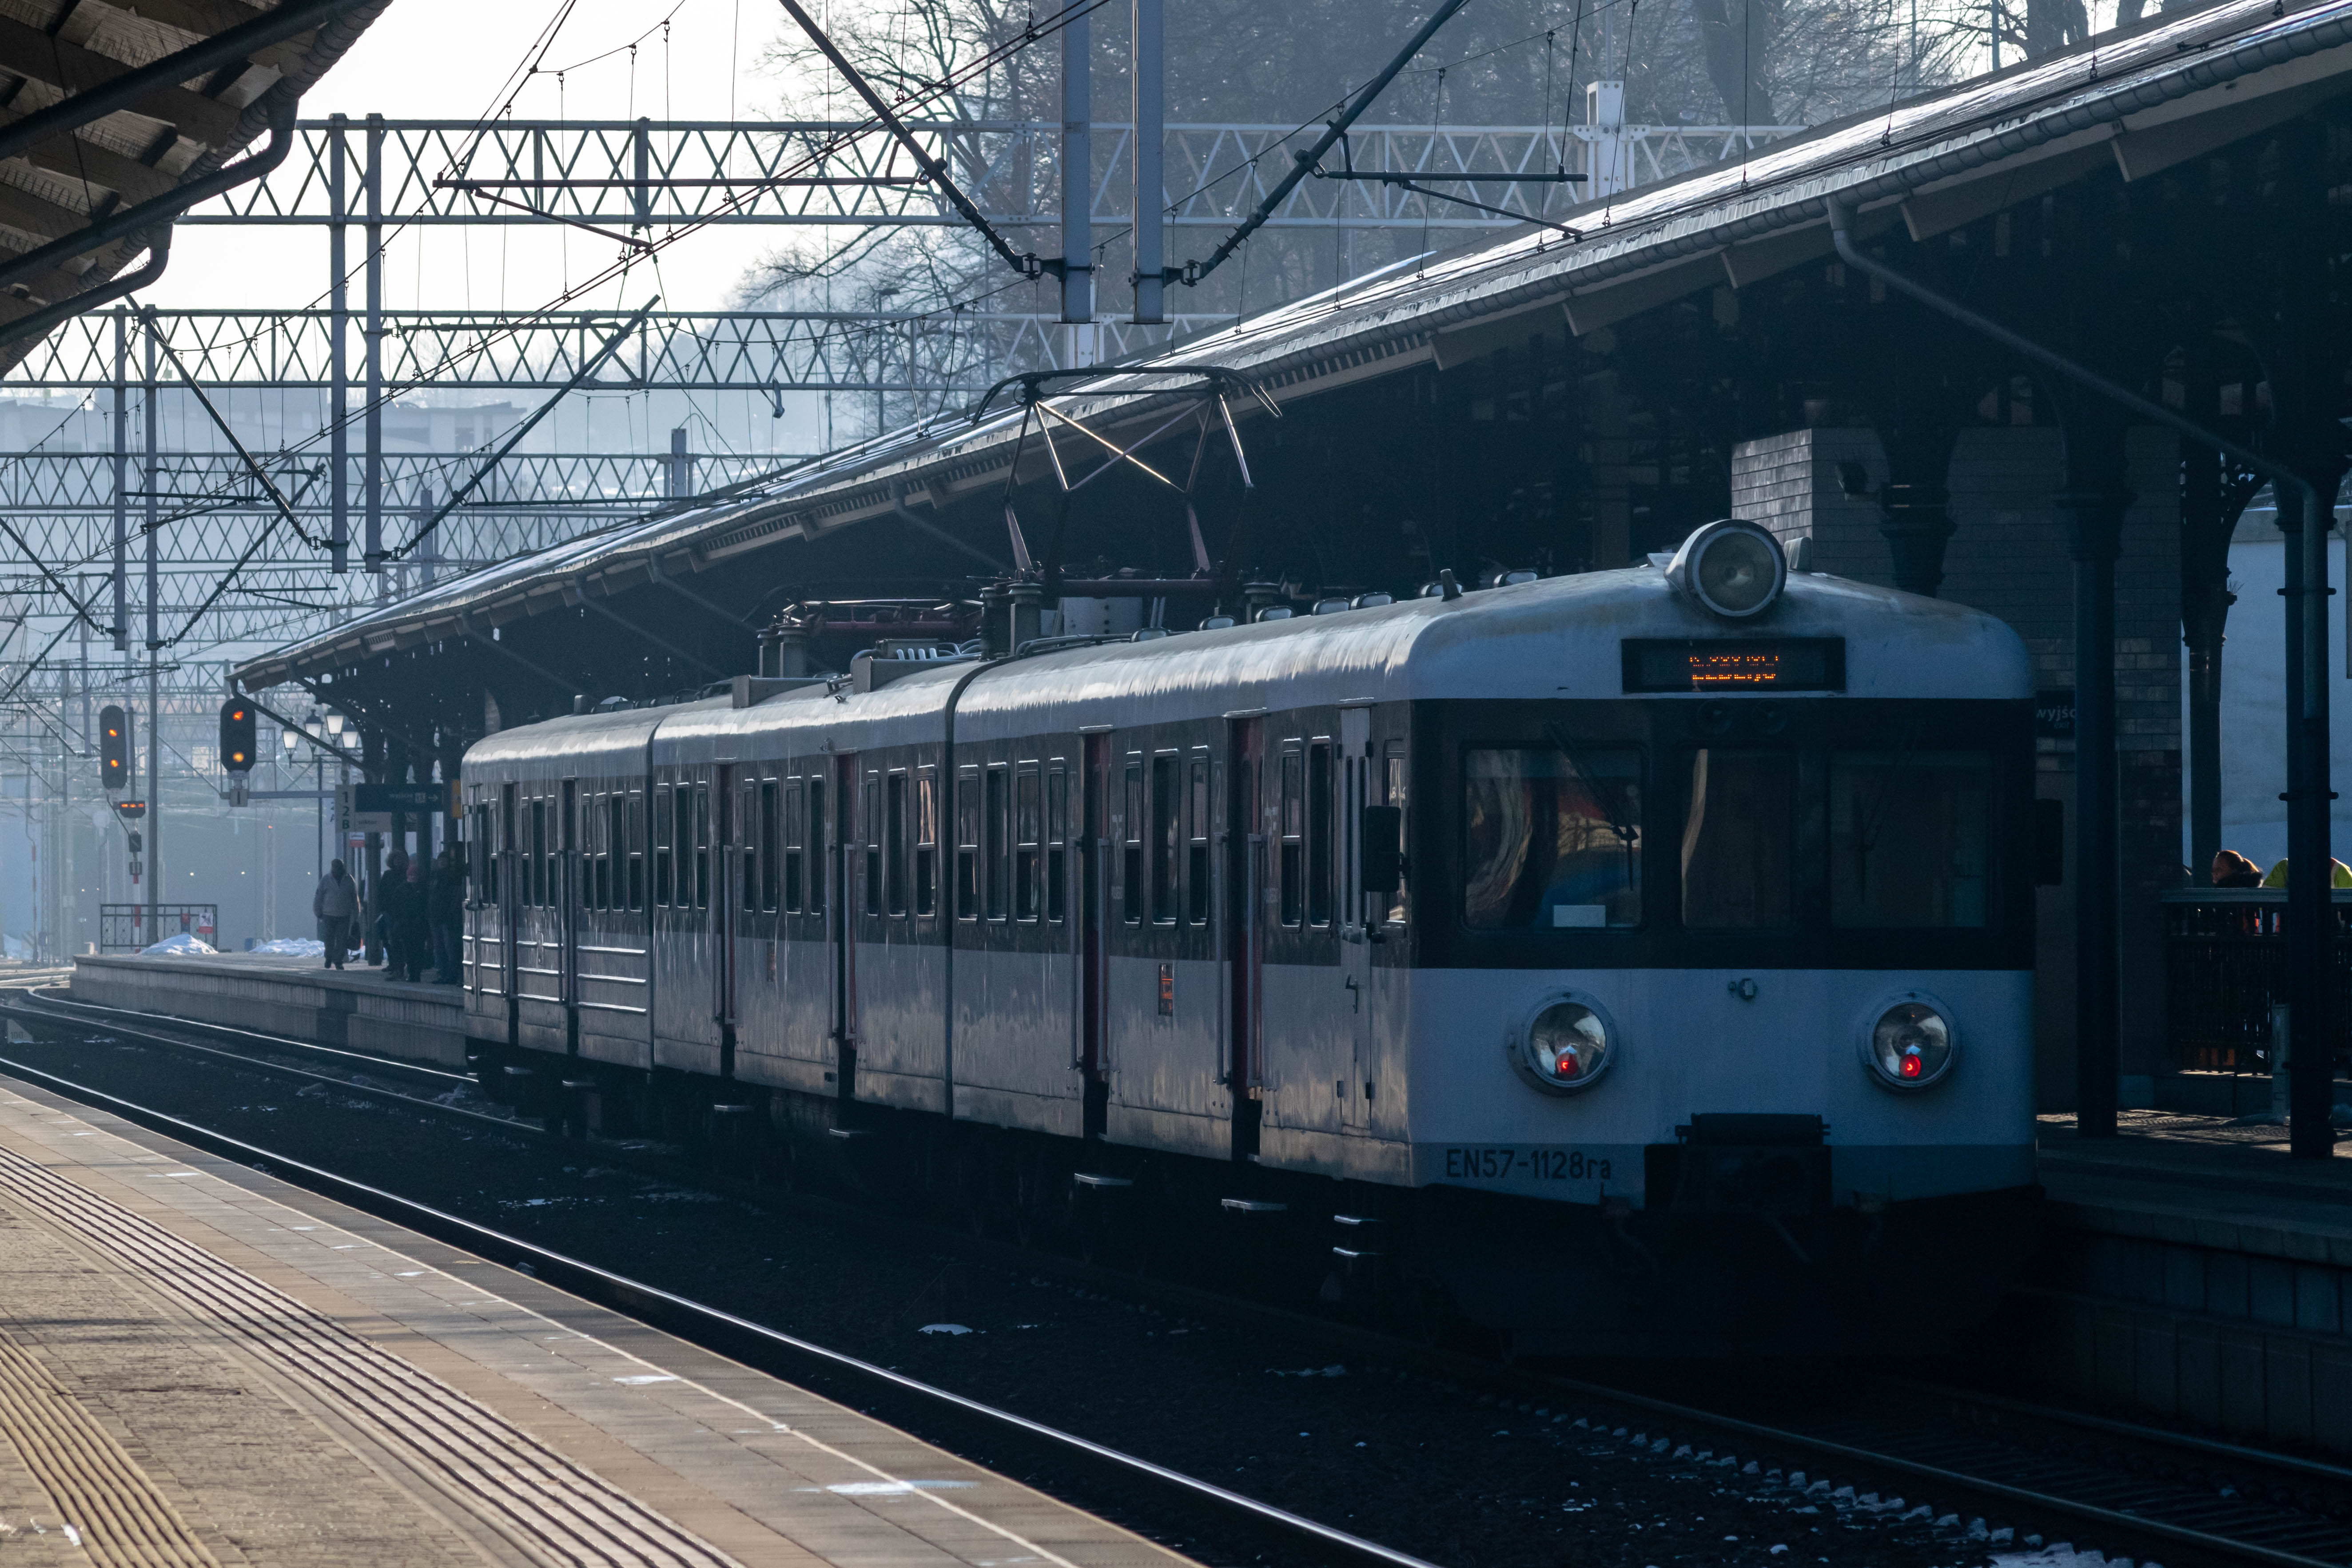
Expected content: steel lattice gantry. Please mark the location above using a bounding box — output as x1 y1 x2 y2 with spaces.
174 117 1806 233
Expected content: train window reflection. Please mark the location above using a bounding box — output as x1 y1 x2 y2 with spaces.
626 790 643 911
1044 767 1066 924
887 772 909 917
654 785 673 907
1464 748 1641 930
1278 751 1303 927
915 768 938 917
1831 751 1990 928
782 780 803 912
1187 756 1210 927
1123 762 1145 926
1682 750 1792 929
1016 768 1041 922
1151 755 1178 925
956 767 979 919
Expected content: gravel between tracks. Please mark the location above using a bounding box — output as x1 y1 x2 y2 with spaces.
3 1025 2076 1568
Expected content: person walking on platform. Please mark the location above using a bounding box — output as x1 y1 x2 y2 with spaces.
430 848 462 984
313 859 358 969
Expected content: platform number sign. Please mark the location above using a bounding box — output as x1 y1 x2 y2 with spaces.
219 699 257 774
99 704 129 792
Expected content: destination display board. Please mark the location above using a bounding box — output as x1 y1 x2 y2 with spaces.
1620 638 1846 693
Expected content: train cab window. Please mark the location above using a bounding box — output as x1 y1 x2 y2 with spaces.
654 784 674 907
956 767 980 919
884 772 908 916
1045 766 1067 924
626 789 645 911
1465 748 1642 930
1122 760 1145 926
760 778 780 912
1682 749 1793 929
1015 767 1040 921
1151 754 1178 925
783 780 804 912
1307 742 1333 927
863 775 883 918
1187 756 1211 926
1382 742 1409 927
1277 750 1303 927
985 765 1011 921
1830 751 1991 927
915 767 939 917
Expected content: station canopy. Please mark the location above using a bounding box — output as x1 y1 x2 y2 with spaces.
0 0 390 362
232 0 2352 695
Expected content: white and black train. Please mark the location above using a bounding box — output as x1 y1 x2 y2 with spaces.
460 521 2041 1355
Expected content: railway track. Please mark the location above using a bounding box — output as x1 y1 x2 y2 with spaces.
8 985 2352 1568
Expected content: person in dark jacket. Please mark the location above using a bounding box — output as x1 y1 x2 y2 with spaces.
430 848 464 984
380 849 417 981
312 860 359 968
390 851 430 982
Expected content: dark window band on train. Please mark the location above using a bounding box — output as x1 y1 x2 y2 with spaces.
654 783 674 907
783 779 804 912
1151 753 1178 926
807 775 827 916
1187 755 1210 927
986 764 1011 922
864 773 883 919
1278 748 1303 928
1307 740 1333 928
956 766 980 919
887 771 909 917
759 776 780 913
693 780 711 911
1122 760 1144 926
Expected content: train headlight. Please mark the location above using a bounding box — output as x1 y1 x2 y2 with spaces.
1512 995 1617 1094
1863 995 1956 1090
1669 520 1786 619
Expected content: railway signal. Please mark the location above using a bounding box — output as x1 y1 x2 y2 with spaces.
99 704 130 792
219 699 257 774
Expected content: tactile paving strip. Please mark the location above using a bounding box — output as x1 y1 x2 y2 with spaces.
0 1322 220 1567
0 1141 741 1568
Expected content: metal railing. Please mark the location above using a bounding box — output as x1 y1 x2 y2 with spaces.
2160 888 2352 1075
98 904 217 955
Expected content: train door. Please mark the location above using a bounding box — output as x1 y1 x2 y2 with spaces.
830 752 857 1098
1226 716 1265 1159
1080 732 1110 1138
715 763 736 1066
561 779 579 1055
1339 708 1372 1131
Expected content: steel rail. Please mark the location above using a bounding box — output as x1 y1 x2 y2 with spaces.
0 1044 1445 1568
12 987 468 1084
11 987 2346 1567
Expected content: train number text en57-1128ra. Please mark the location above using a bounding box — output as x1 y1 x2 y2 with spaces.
1443 1147 1614 1182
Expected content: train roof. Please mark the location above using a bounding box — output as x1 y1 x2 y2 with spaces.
625 566 2028 767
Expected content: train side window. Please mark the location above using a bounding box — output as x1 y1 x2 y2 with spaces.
915 767 938 917
693 781 712 911
499 786 515 907
1682 749 1792 929
654 784 673 906
626 788 644 911
955 767 979 919
783 780 804 912
1187 755 1210 926
530 799 548 907
887 772 910 917
863 775 883 918
1151 753 1178 925
808 776 828 915
595 792 613 910
1015 766 1041 922
760 778 780 912
1307 741 1333 927
1045 765 1067 924
1122 760 1144 926
1278 749 1303 927
1383 742 1409 926
985 764 1011 921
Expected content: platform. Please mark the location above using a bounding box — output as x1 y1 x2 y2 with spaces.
2017 1112 2352 1455
0 1074 1194 1568
66 951 468 1068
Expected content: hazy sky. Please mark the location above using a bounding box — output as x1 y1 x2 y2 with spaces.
149 0 798 316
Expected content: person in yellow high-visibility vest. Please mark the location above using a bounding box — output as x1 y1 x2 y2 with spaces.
2259 857 2352 888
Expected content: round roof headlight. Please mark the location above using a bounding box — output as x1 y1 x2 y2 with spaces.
1669 519 1787 619
1862 995 1957 1090
1512 995 1618 1094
